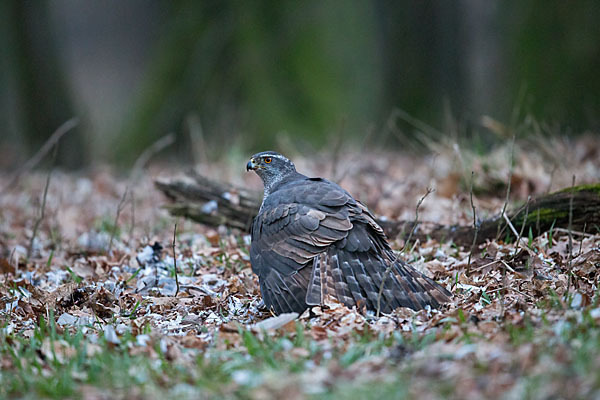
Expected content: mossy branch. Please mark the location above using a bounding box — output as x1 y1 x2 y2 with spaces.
155 173 600 246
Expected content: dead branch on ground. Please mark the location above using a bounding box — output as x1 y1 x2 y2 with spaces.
155 173 600 247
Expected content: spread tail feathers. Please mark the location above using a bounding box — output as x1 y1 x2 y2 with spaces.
307 248 451 313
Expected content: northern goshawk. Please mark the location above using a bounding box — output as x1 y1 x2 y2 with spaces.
246 151 451 315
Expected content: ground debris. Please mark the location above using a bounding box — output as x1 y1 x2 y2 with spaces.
1 142 600 398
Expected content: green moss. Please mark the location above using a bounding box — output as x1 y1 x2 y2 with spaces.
556 183 600 194
513 208 567 225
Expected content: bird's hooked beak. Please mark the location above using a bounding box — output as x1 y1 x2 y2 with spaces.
246 158 257 171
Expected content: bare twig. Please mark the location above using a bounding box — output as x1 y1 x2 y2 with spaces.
107 187 129 254
467 172 479 274
376 187 434 317
577 223 587 258
10 248 17 277
470 259 502 273
3 118 78 193
172 221 180 297
565 175 576 299
471 260 499 272
27 145 59 259
496 134 516 240
499 208 523 321
389 108 443 144
499 260 517 274
499 259 508 318
487 284 533 299
131 133 176 181
503 212 520 240
552 227 594 238
409 239 420 255
512 196 531 257
179 284 214 296
402 188 434 254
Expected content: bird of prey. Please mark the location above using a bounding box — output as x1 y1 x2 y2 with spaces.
246 151 451 315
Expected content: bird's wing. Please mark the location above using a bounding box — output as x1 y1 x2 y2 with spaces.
251 180 356 313
305 208 451 312
251 181 355 275
251 202 353 271
259 265 312 314
306 227 451 312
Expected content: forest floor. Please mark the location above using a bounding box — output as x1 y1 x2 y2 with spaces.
1 133 600 399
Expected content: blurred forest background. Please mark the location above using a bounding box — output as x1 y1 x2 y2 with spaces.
1 0 599 169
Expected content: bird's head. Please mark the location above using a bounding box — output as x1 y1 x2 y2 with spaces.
246 151 297 188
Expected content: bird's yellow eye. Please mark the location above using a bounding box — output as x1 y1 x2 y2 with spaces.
264 157 272 164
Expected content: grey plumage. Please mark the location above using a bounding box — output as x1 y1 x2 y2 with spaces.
247 151 451 315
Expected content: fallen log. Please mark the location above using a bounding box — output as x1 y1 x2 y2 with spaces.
155 172 600 247
155 170 258 231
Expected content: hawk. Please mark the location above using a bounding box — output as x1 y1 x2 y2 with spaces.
246 151 451 315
